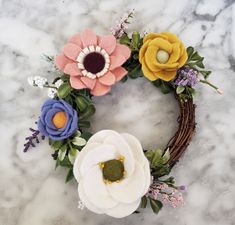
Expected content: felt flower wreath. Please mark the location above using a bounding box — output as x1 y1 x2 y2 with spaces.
55 28 131 96
24 9 220 219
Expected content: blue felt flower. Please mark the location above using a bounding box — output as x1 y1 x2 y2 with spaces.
38 99 78 140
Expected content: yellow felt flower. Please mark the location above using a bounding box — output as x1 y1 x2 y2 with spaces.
139 32 188 81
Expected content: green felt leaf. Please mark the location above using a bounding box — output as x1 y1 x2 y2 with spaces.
75 95 90 112
59 156 72 168
150 199 163 214
80 132 93 141
58 145 67 161
131 31 141 49
68 148 78 164
196 60 205 69
176 86 185 94
152 79 161 87
119 34 131 45
186 46 194 58
160 81 172 94
51 140 63 150
190 51 202 61
162 148 170 164
140 196 148 208
78 121 91 128
65 168 74 183
79 104 96 121
73 137 86 146
57 82 72 98
200 70 211 79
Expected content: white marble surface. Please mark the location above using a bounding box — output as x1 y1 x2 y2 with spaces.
0 0 234 224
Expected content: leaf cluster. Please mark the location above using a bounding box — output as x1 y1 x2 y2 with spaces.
119 32 144 80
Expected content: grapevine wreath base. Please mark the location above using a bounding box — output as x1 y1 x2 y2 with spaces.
24 10 220 218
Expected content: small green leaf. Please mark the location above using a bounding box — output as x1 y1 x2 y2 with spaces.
68 148 78 164
79 104 96 120
65 168 74 183
78 121 91 128
58 146 67 161
186 46 194 58
196 60 205 69
150 199 163 214
200 70 211 79
131 31 140 49
73 137 86 146
119 34 131 45
51 140 63 150
140 196 148 208
160 81 172 94
80 132 93 141
75 95 90 112
59 156 72 168
162 149 170 164
152 79 161 87
190 52 201 61
176 86 185 94
57 83 72 98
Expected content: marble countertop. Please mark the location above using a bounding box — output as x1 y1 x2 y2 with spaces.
0 0 235 224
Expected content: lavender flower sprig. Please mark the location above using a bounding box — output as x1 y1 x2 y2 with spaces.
23 124 45 152
110 9 135 38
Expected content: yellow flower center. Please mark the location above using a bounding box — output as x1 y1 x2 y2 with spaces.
52 111 67 128
156 49 169 64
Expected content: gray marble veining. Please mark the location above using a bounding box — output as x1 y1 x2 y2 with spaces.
0 0 235 224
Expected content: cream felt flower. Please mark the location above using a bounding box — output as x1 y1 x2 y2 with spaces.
73 130 151 218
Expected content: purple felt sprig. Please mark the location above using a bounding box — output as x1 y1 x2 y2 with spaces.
23 123 45 152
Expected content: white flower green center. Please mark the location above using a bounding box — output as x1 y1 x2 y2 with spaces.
76 45 110 79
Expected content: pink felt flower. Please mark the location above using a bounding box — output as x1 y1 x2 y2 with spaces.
55 28 131 96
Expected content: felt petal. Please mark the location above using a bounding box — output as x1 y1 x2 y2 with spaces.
161 32 179 43
139 40 150 64
70 76 86 89
112 44 131 60
37 119 49 136
79 144 118 178
64 63 82 76
149 38 172 53
143 32 169 43
55 54 72 70
167 43 180 64
83 166 118 209
69 33 83 48
104 133 135 177
121 133 146 166
99 35 116 54
109 55 126 70
73 142 101 182
141 58 158 81
111 67 128 82
103 199 141 218
45 108 60 129
78 183 103 214
87 130 121 145
81 28 97 47
156 69 177 81
98 71 116 85
80 77 96 89
107 162 146 203
91 80 111 96
63 43 82 61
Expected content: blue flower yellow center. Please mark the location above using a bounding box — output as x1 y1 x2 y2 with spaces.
52 111 67 128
